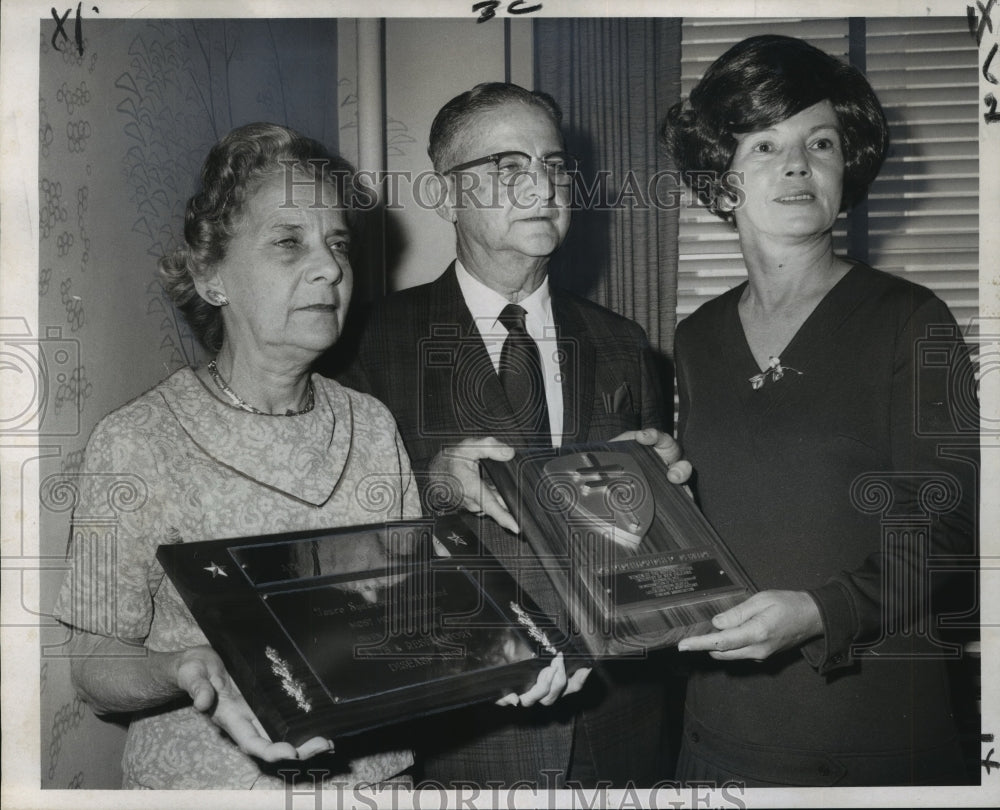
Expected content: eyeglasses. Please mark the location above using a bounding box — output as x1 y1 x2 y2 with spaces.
444 151 579 186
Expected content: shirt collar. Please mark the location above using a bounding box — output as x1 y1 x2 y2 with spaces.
454 259 552 335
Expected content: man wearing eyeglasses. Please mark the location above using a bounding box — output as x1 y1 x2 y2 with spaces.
344 83 688 789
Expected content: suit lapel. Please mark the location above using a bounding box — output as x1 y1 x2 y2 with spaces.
551 291 595 444
428 264 519 436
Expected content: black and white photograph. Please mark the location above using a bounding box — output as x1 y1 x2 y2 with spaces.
1 0 997 807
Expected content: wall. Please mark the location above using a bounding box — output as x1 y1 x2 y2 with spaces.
36 16 342 789
382 18 530 292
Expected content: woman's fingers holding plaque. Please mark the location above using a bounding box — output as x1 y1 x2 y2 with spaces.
677 590 824 661
176 645 334 762
216 703 295 761
295 736 336 759
214 691 334 762
173 645 231 711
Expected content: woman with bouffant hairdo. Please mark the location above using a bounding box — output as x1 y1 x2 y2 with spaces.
661 36 977 786
662 34 889 221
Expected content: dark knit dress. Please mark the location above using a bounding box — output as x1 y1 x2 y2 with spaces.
673 263 978 786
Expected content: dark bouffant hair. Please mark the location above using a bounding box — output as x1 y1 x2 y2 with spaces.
159 122 356 352
660 35 889 221
428 82 563 171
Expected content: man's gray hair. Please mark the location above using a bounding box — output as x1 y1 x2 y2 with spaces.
428 82 563 172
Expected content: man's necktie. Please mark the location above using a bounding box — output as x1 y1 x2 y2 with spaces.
498 303 551 447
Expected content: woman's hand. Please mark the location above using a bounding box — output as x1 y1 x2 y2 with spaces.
174 646 334 762
428 437 519 533
495 653 591 707
68 633 334 761
612 428 692 485
677 590 823 660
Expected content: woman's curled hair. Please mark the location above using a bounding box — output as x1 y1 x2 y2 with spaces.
159 122 357 352
660 35 889 221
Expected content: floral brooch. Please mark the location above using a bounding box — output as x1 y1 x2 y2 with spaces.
749 355 802 390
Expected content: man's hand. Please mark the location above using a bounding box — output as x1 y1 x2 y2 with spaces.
612 428 692 485
495 653 591 707
676 590 823 661
174 646 334 761
428 437 519 533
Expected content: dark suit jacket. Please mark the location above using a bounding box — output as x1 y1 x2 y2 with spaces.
344 264 673 787
348 263 666 465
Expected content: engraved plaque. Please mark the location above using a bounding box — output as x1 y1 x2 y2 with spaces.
156 516 569 746
483 441 756 657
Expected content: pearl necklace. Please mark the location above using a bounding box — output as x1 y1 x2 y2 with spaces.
206 360 315 416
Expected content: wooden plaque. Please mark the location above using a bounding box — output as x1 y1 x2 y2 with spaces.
156 516 572 746
483 440 756 657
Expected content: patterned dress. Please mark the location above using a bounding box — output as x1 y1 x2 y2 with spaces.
53 369 420 789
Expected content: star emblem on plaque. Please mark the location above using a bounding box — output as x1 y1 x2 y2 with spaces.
203 562 228 578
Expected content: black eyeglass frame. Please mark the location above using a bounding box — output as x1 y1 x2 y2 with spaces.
442 150 580 186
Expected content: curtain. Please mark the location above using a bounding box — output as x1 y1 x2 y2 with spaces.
533 18 682 366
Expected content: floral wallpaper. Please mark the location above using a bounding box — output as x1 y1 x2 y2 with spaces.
37 16 345 789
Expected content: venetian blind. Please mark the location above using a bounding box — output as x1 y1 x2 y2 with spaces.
863 17 980 330
675 17 980 332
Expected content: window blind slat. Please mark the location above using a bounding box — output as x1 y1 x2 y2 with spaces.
867 232 978 250
866 16 970 35
878 159 978 176
883 140 977 160
876 87 978 106
868 50 982 70
884 108 979 126
869 180 978 200
865 30 975 52
867 67 979 87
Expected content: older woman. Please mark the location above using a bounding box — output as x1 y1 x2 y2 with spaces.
51 123 424 789
661 36 977 786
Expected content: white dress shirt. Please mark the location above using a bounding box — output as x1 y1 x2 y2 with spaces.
454 260 563 446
